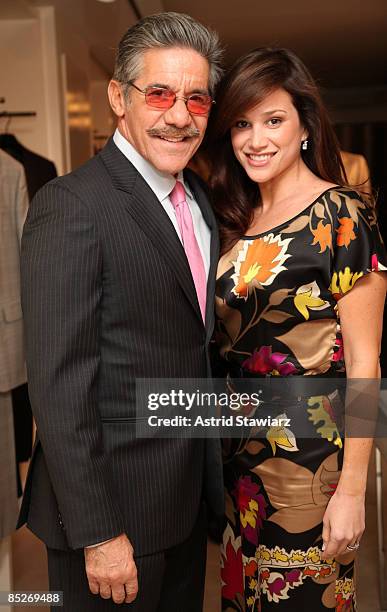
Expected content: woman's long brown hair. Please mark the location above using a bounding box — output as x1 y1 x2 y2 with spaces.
207 48 348 254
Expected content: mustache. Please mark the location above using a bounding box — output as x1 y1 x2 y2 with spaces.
146 126 201 139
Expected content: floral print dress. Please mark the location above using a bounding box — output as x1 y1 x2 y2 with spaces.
215 187 387 611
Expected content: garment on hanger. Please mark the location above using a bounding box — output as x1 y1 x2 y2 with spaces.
0 134 57 484
0 393 18 537
0 133 57 199
0 149 28 536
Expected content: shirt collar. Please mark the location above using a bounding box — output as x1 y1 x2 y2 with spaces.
113 128 192 202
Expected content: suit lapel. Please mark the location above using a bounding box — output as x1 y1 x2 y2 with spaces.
100 139 203 324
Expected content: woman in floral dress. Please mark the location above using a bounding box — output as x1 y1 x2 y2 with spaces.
209 48 387 611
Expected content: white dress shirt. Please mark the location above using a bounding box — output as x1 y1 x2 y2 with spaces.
113 129 211 278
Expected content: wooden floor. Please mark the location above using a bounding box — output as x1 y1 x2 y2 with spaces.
6 453 384 611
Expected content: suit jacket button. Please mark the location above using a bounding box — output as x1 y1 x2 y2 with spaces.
58 513 65 530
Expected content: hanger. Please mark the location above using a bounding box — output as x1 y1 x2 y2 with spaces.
4 113 12 133
0 108 36 153
0 115 22 159
0 100 37 160
0 111 36 119
0 98 36 132
0 111 36 131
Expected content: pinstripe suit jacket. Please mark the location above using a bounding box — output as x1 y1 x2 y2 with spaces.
18 137 224 554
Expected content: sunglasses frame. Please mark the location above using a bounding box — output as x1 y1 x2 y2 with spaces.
127 82 215 116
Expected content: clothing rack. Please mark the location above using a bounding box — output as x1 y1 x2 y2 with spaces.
0 97 35 117
0 111 36 117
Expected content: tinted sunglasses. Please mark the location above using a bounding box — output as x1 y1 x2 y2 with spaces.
129 82 215 116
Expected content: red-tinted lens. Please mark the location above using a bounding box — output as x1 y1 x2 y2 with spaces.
186 94 212 115
145 87 175 109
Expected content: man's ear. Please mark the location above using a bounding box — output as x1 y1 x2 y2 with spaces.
108 80 127 117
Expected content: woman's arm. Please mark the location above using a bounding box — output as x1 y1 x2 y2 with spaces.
321 270 386 560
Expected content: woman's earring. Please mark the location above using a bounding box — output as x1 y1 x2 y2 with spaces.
302 139 308 151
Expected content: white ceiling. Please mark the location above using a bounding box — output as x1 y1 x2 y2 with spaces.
1 0 386 88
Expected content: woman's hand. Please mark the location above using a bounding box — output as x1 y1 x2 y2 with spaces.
321 490 365 560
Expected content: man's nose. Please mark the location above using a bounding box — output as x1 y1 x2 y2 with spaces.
163 98 192 128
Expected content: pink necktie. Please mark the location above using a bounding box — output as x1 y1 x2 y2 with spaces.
170 180 207 322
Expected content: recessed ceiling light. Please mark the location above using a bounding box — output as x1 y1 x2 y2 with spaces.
96 0 116 3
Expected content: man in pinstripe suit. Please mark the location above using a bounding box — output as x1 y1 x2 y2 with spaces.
18 12 224 612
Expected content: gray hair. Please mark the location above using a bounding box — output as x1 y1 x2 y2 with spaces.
113 12 223 96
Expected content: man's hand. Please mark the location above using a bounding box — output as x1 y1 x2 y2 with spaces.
84 534 138 604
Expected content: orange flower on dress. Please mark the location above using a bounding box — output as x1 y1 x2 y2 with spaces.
232 233 292 300
336 217 356 248
311 220 332 253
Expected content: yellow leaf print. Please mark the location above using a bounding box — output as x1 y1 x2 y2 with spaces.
294 289 326 320
267 432 292 455
329 267 363 297
244 263 261 284
259 549 271 561
294 281 329 320
266 415 299 455
273 550 289 563
240 498 261 531
342 579 354 594
307 396 343 449
329 274 339 295
306 549 321 564
291 552 305 563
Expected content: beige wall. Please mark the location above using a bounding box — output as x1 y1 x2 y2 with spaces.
0 8 64 173
0 17 47 152
0 0 137 175
51 0 137 170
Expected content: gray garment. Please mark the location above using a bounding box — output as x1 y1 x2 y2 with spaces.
0 392 18 538
0 150 28 392
0 150 27 539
